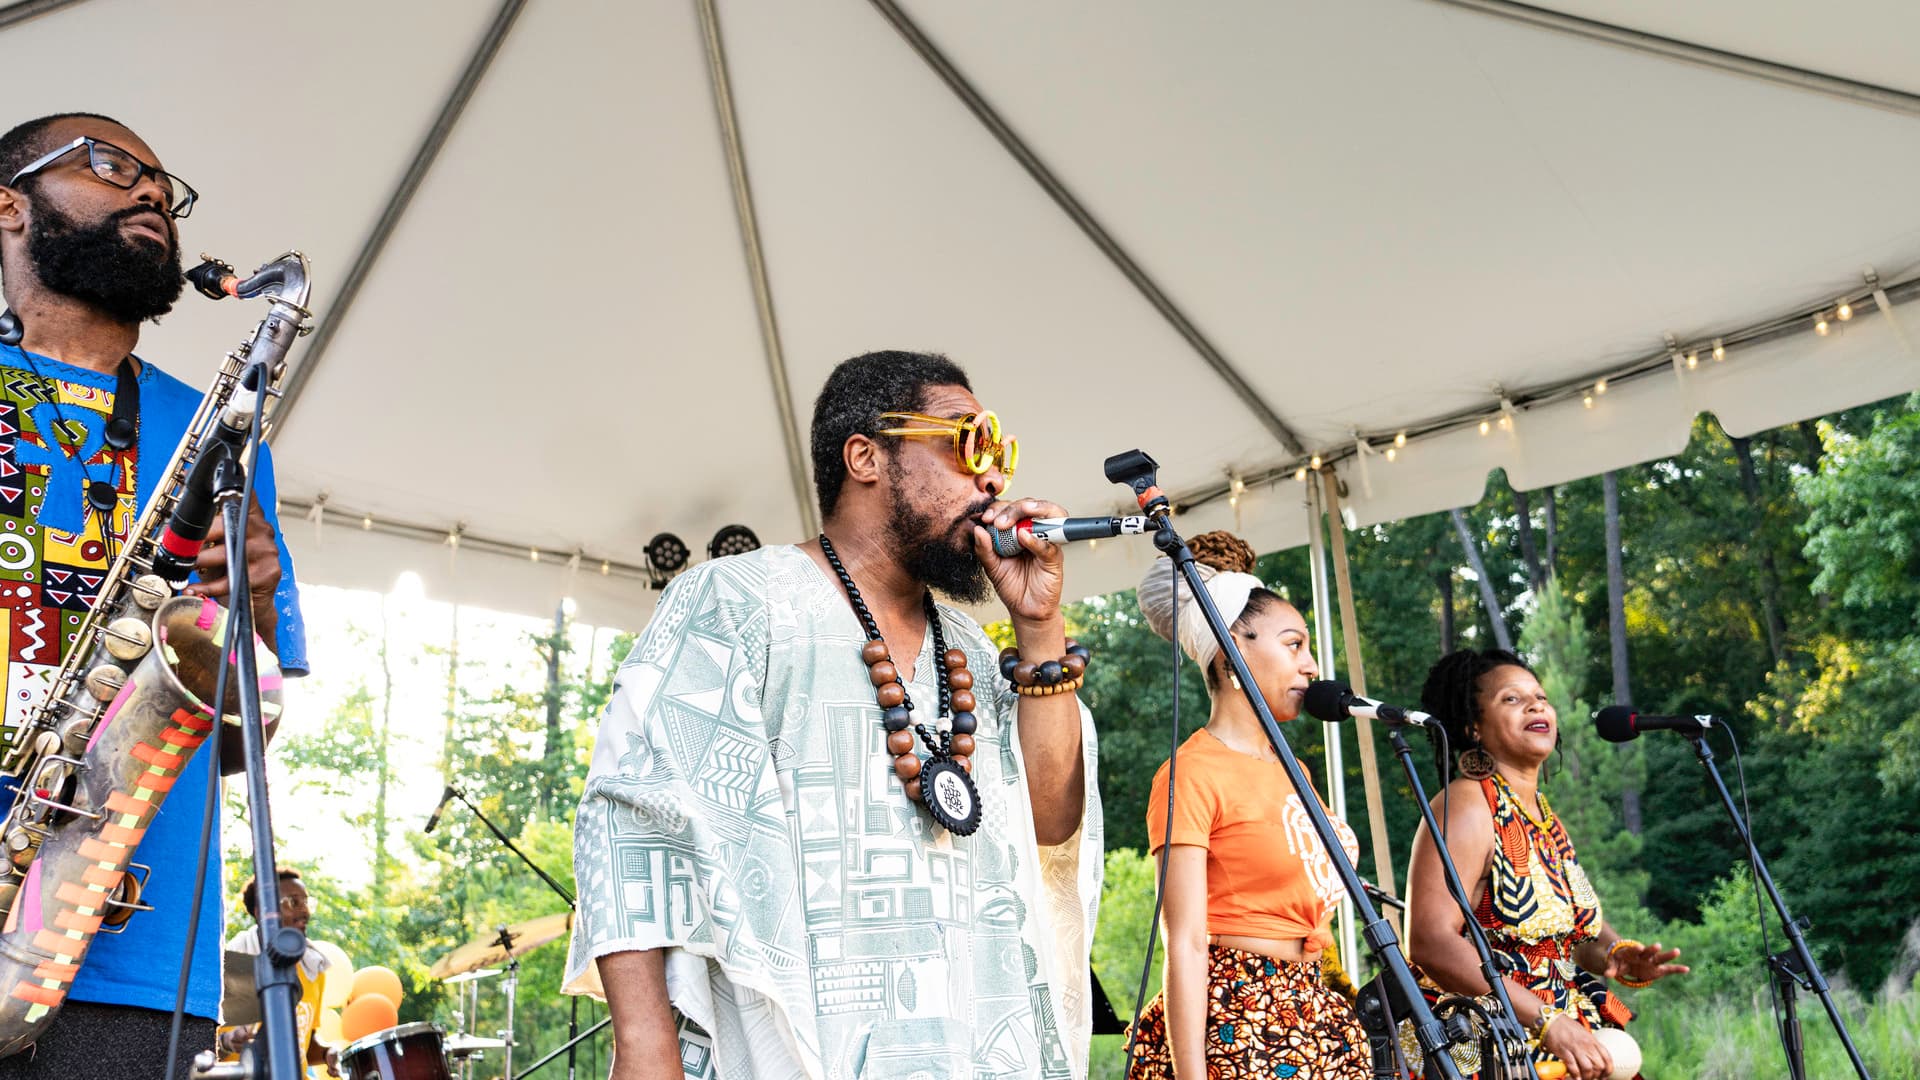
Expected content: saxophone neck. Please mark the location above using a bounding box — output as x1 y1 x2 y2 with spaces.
187 252 312 314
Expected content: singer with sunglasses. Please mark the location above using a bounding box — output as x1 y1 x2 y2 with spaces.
1404 650 1686 1080
567 351 1100 1079
0 113 307 1079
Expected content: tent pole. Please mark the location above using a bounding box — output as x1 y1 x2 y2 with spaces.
865 0 1304 457
695 0 818 537
0 0 88 31
271 0 531 436
1303 474 1358 972
1320 470 1397 932
1433 0 1920 121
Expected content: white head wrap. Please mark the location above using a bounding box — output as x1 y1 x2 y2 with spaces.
1136 556 1267 676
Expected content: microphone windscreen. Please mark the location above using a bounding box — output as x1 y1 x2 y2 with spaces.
1302 680 1352 723
1594 705 1639 743
989 526 1022 558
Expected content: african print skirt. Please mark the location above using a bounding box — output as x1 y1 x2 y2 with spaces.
1125 945 1371 1080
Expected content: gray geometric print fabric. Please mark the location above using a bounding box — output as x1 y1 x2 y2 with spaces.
566 546 1102 1079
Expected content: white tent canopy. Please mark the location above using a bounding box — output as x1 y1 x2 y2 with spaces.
7 0 1920 627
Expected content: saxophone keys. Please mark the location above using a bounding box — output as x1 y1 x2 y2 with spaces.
102 618 152 661
85 665 129 702
131 574 171 611
30 730 60 757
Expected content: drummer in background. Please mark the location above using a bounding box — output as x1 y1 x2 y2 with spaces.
220 869 339 1077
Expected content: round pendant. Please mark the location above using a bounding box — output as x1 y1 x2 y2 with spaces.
920 758 982 835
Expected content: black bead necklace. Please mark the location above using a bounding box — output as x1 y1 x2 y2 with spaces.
820 533 983 835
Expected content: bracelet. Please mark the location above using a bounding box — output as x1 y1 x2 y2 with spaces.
998 640 1091 690
1607 938 1653 987
1528 1003 1567 1046
1013 675 1084 698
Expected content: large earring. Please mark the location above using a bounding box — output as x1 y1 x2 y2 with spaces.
0 310 21 347
1458 745 1495 780
1228 672 1242 691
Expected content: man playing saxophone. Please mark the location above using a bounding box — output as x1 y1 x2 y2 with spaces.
0 112 307 1079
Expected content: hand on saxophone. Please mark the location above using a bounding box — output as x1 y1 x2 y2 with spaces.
180 492 281 656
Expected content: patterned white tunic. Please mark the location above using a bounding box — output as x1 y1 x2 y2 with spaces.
565 545 1102 1080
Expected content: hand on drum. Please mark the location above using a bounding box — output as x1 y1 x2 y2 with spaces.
1540 1018 1611 1080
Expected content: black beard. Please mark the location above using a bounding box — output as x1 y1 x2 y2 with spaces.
26 196 183 324
887 463 994 605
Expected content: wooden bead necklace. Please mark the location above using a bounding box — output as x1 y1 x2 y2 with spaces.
820 534 983 835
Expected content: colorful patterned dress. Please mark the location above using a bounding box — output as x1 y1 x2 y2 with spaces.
1410 773 1635 1076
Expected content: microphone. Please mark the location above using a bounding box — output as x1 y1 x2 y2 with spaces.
424 786 457 834
150 367 267 582
987 516 1151 557
1303 680 1432 728
1594 705 1719 743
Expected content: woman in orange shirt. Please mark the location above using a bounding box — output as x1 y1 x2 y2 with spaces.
1125 533 1371 1080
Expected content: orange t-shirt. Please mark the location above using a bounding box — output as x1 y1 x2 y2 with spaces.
1146 728 1360 952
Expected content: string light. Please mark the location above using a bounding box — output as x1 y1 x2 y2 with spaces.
1583 392 1595 409
1294 466 1308 483
1478 419 1491 436
600 560 611 576
1686 351 1699 370
1394 431 1407 448
1594 378 1608 396
1309 454 1322 470
1385 446 1398 462
361 514 373 531
529 547 541 562
1230 474 1247 496
1497 414 1512 431
1712 338 1725 361
1815 313 1830 336
1838 300 1853 321
1228 492 1239 509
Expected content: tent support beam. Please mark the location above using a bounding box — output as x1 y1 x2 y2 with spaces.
696 0 818 537
1433 0 1920 120
270 0 531 438
1303 472 1359 974
866 0 1305 457
0 0 87 30
1320 470 1396 918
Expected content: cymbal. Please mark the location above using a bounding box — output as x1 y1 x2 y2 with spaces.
442 967 502 985
222 950 261 1027
431 913 572 979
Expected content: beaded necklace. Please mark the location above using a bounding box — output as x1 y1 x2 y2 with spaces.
820 534 983 835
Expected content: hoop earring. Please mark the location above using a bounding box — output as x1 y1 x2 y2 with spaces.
1458 746 1495 780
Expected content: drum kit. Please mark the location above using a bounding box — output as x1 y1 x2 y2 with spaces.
336 912 573 1080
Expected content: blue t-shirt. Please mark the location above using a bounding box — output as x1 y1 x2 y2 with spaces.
0 344 308 1020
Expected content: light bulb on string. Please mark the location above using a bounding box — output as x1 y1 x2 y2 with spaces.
1497 414 1512 431
1479 419 1491 436
1686 351 1698 370
1294 466 1308 483
1385 446 1398 462
600 560 611 576
1815 313 1830 336
1394 431 1407 448
1712 339 1725 361
361 514 372 531
529 547 541 563
1838 300 1853 321
1594 378 1608 396
1583 393 1594 409
1309 454 1322 470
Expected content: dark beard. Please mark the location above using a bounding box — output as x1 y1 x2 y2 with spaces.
887 463 994 605
27 197 183 324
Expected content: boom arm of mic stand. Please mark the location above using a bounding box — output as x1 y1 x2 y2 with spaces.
449 788 575 908
1384 728 1538 1078
1687 735 1871 1080
1154 521 1465 1080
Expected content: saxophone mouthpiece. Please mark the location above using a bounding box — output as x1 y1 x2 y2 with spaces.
185 256 238 300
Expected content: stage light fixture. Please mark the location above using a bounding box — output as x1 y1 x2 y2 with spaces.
646 532 690 576
708 524 762 560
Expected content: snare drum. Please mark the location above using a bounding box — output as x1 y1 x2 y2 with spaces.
340 1022 453 1080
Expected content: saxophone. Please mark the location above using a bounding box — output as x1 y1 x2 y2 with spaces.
0 252 311 1057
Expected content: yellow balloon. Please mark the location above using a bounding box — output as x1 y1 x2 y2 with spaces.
311 941 354 1010
316 1007 344 1048
349 965 404 1008
339 992 398 1044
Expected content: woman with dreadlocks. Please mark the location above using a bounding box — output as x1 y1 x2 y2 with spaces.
1405 649 1686 1080
1124 532 1371 1080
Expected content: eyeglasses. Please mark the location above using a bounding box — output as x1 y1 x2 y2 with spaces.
878 410 1019 487
8 136 198 219
278 894 310 913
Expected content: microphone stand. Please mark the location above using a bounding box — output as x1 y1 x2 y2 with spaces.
439 787 585 1080
1379 723 1537 1079
1684 734 1870 1080
1107 450 1465 1080
189 356 303 1080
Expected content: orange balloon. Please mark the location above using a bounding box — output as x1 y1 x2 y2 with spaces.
349 965 404 1007
339 992 399 1044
